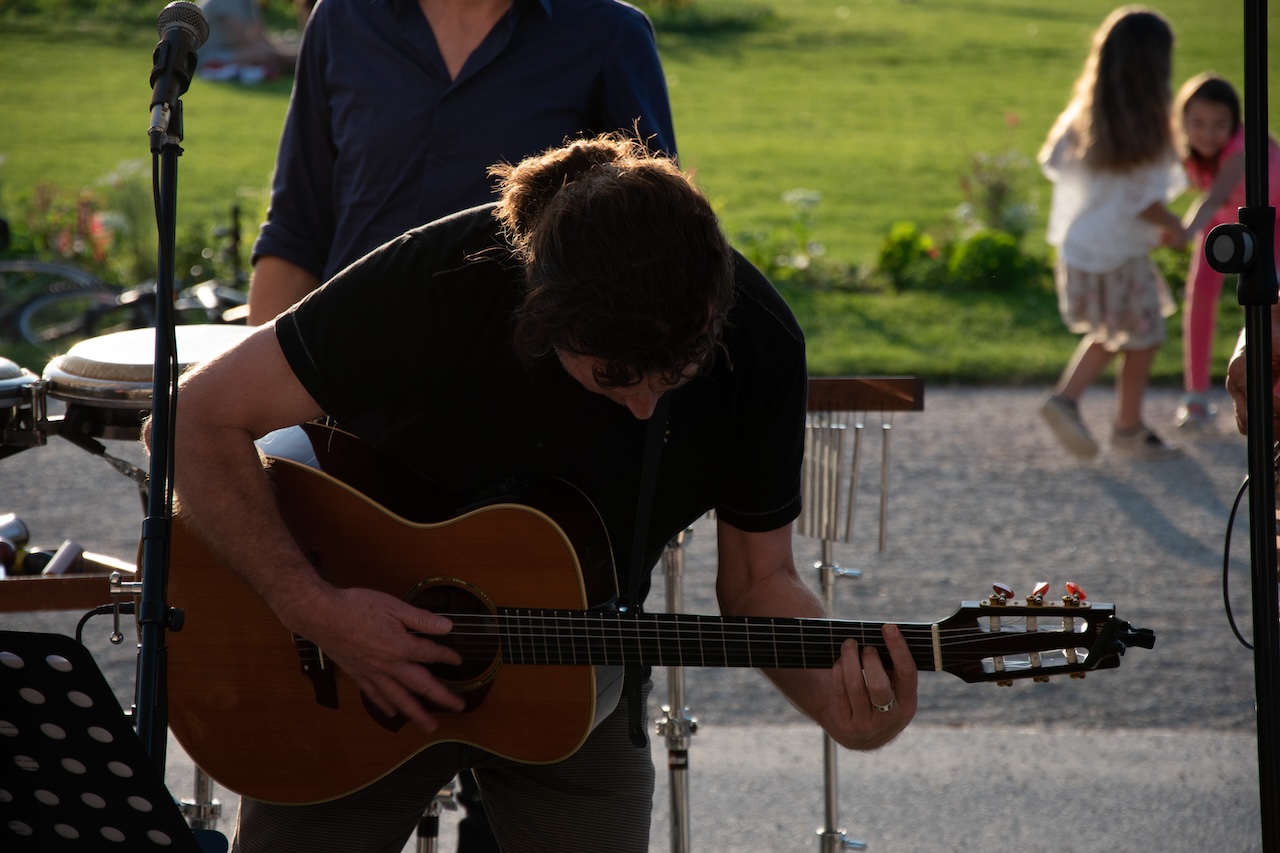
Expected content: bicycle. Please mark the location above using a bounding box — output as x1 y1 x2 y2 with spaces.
0 216 114 343
0 258 111 334
5 207 249 357
16 278 247 353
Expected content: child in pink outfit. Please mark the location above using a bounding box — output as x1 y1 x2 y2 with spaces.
1176 73 1280 430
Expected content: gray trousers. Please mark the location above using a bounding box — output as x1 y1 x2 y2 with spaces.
230 681 654 853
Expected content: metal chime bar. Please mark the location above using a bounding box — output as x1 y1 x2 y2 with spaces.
798 377 923 853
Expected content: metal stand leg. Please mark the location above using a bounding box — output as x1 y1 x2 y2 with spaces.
816 539 865 852
655 528 697 853
878 421 891 552
180 767 222 835
802 413 871 850
417 778 458 853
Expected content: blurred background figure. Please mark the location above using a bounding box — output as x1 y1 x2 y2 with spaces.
197 0 310 84
1175 72 1280 432
1037 6 1188 461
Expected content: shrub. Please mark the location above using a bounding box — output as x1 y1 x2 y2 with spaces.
954 115 1038 242
12 182 114 279
1152 245 1191 295
946 229 1048 293
875 221 946 292
954 150 1038 242
1 160 240 289
873 223 1050 295
735 188 870 292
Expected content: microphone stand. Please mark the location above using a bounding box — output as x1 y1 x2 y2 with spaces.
134 97 187 774
1209 1 1280 846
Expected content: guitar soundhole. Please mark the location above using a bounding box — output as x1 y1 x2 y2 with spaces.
405 579 501 703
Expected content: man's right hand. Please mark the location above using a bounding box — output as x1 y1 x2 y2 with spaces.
281 583 468 731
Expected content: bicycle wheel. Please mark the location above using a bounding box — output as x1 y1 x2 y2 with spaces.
176 280 249 324
17 288 148 355
0 259 108 333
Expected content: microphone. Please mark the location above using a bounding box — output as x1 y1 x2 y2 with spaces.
148 1 210 138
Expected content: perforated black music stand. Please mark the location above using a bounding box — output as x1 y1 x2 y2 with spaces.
0 630 225 852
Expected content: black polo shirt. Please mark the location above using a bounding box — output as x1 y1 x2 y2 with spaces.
276 205 806 599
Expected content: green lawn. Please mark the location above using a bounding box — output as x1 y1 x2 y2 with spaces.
659 0 1275 264
0 0 1272 381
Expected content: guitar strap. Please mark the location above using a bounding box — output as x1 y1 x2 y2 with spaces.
623 392 671 748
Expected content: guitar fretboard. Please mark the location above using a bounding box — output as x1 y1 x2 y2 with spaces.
473 609 935 670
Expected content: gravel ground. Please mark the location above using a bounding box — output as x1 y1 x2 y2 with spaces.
0 382 1266 850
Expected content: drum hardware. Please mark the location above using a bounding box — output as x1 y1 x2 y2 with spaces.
0 356 148 487
655 526 698 853
0 372 50 462
0 513 28 578
0 512 31 550
0 393 150 497
108 570 146 645
1 327 252 502
38 539 86 576
53 425 152 501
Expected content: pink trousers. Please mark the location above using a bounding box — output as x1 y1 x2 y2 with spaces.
1182 216 1280 395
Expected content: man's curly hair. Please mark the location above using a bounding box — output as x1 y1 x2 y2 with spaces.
491 133 735 388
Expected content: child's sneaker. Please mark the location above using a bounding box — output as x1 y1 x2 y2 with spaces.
1039 395 1098 458
1175 395 1217 432
1111 425 1182 460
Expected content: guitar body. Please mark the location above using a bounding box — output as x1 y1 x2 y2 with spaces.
165 424 622 805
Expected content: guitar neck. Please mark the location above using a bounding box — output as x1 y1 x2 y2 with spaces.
484 609 929 670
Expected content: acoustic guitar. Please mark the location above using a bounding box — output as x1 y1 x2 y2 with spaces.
163 423 1154 805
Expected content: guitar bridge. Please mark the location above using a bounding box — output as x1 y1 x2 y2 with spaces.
293 634 339 709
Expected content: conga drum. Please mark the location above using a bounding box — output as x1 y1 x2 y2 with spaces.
41 326 253 441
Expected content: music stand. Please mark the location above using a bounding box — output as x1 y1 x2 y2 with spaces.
0 630 225 852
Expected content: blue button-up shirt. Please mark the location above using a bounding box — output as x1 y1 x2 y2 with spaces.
253 0 677 282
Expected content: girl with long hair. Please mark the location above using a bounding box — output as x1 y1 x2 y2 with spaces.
1038 6 1188 460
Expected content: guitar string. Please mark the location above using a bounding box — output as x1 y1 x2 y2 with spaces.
431 611 1084 632
425 613 1091 653
431 617 1086 645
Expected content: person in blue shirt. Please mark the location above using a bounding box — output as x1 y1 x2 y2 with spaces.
246 0 677 324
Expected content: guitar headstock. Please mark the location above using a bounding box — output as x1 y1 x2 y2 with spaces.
928 583 1155 685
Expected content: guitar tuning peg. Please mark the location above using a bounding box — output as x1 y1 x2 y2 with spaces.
990 582 1013 604
1026 581 1050 605
1063 582 1087 605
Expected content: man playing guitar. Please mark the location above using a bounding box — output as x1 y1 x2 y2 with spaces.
152 133 917 852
